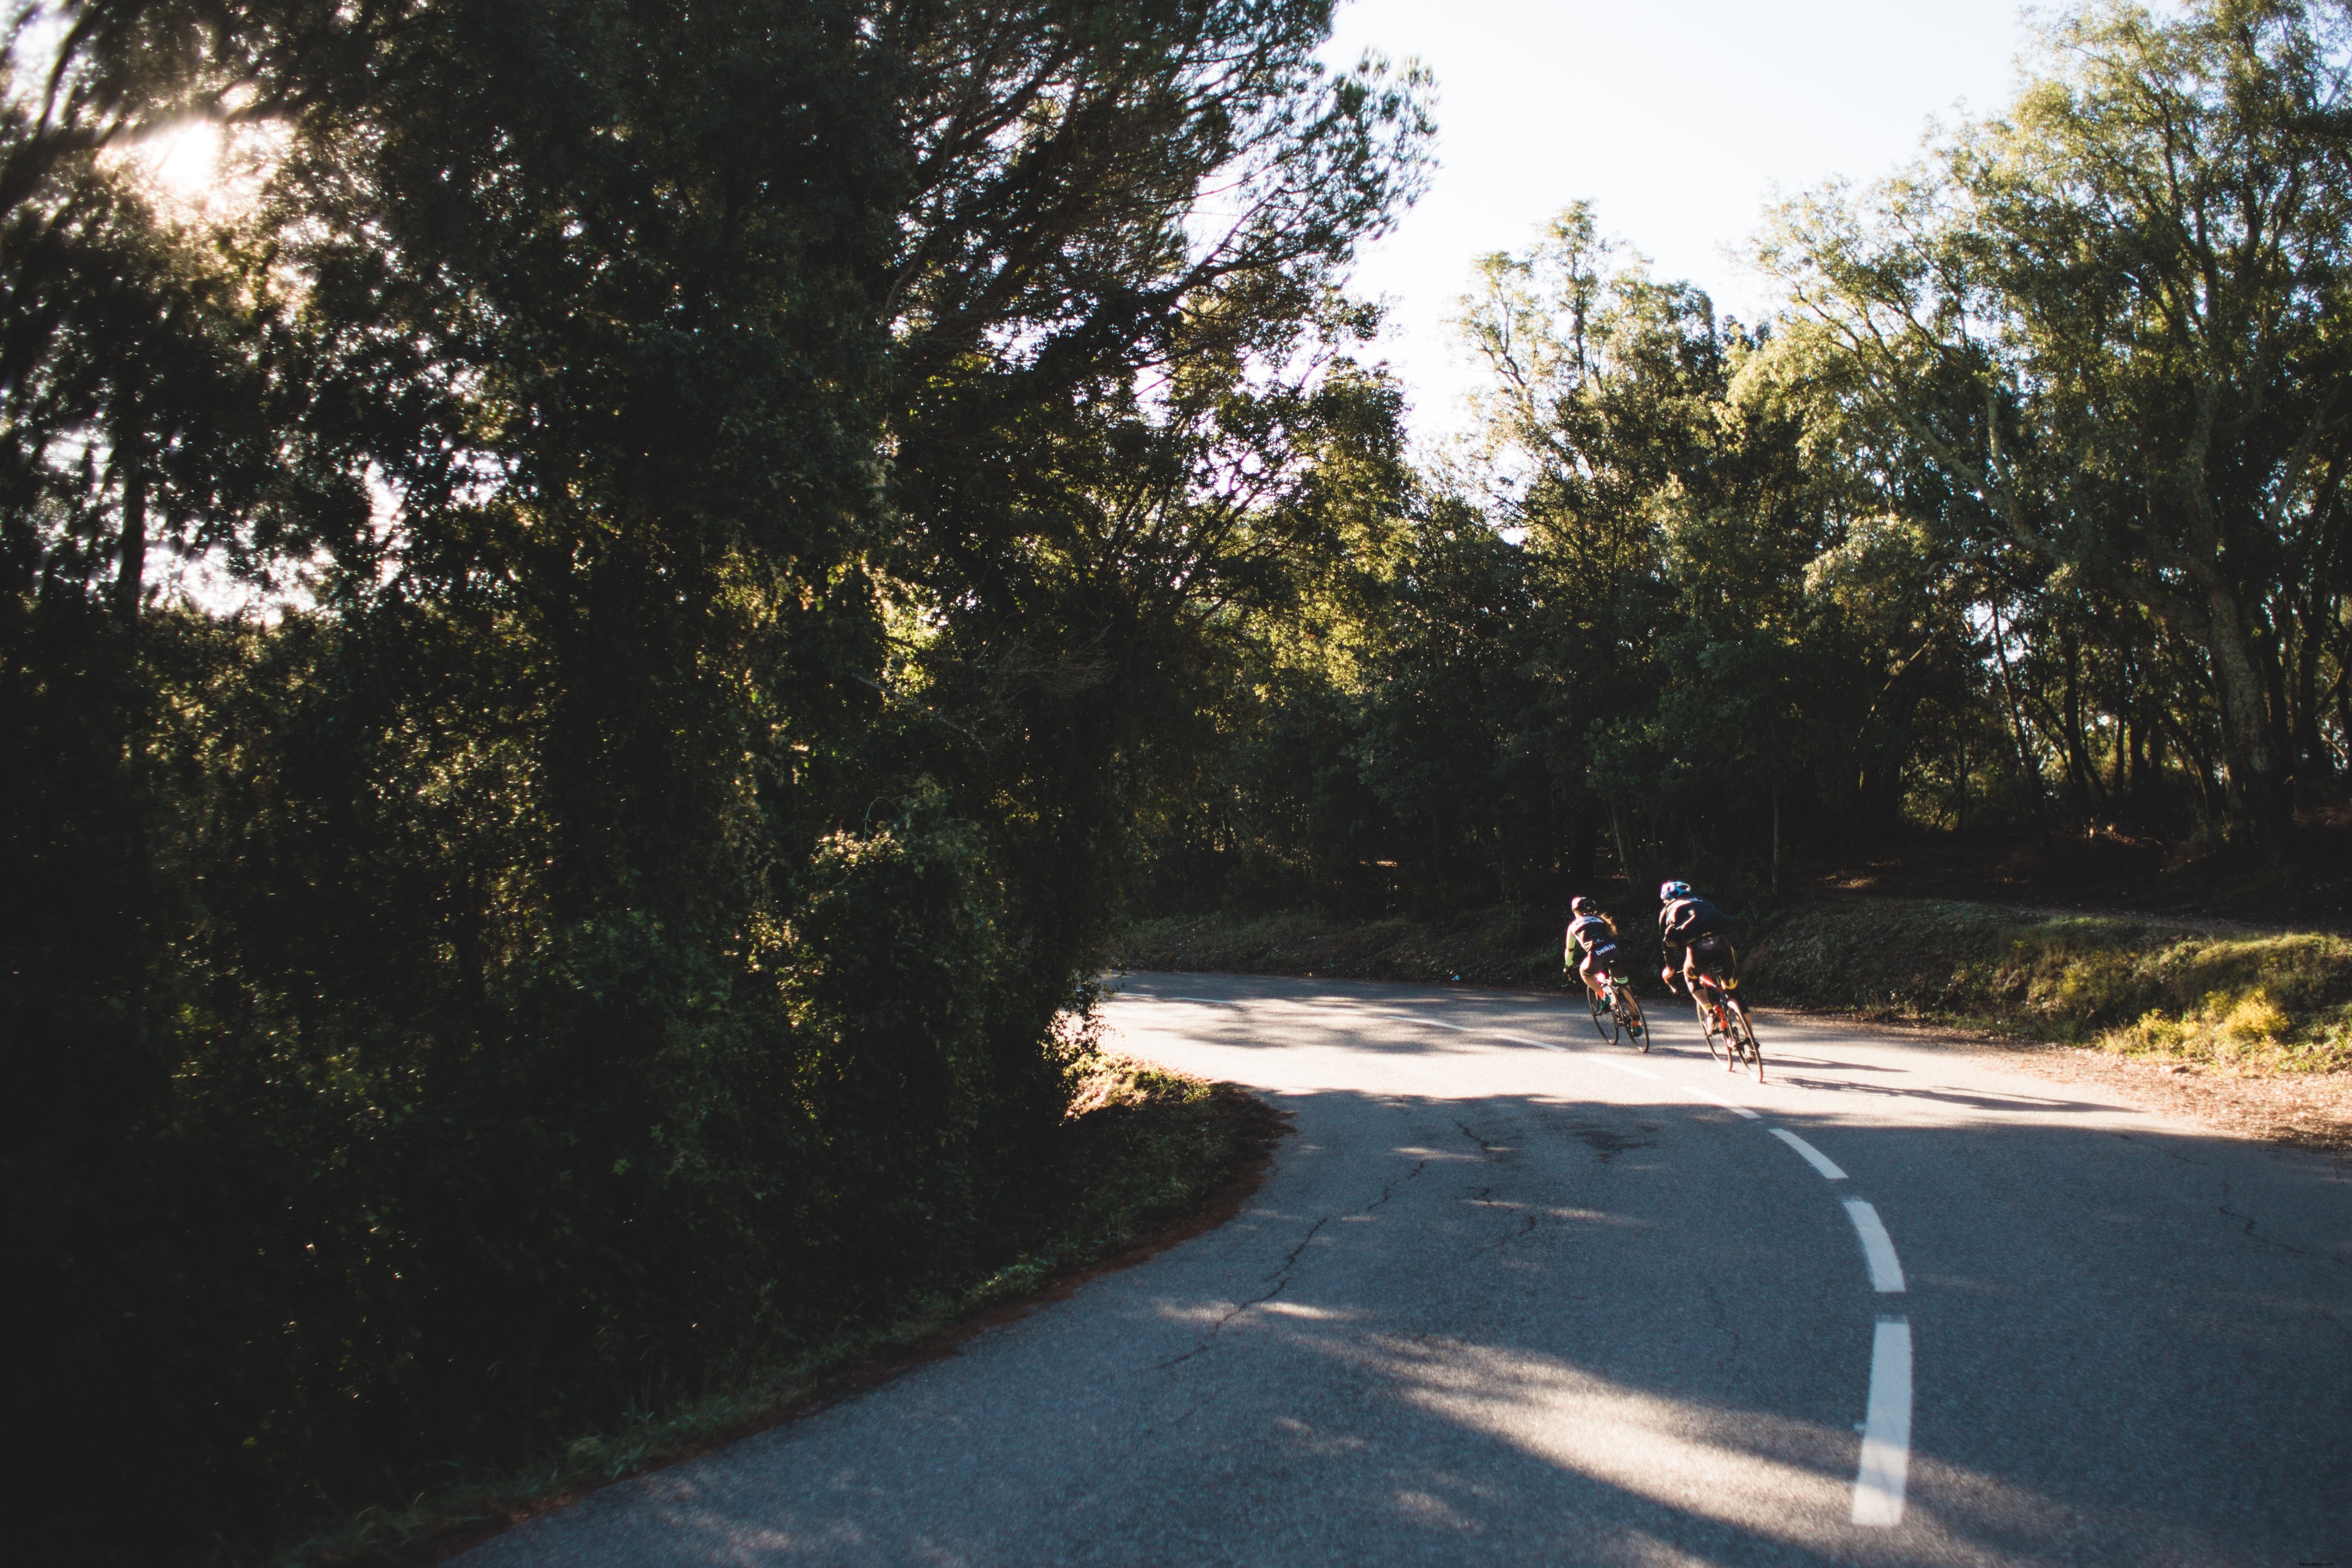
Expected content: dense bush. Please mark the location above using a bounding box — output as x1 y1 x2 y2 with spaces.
1 1 1429 1559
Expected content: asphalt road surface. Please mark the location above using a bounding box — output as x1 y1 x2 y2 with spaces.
462 972 2352 1567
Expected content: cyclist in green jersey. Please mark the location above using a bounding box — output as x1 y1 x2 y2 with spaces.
1564 896 1623 1000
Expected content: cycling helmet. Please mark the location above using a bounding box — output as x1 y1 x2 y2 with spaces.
1570 896 1595 915
1659 880 1692 901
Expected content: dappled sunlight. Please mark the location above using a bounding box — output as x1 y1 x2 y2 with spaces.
100 108 289 226
1369 1334 1858 1548
1248 1319 2064 1566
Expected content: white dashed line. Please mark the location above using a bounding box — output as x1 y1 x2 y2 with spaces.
1576 1054 1655 1079
1138 982 1924 1537
1852 1317 1913 1526
1678 1084 1765 1120
1769 1128 1849 1180
1843 1201 1907 1292
1366 1010 1474 1032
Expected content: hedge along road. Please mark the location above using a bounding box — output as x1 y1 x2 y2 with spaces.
461 973 2352 1568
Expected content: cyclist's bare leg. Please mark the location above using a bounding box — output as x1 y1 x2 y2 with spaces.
1578 956 1612 1001
1685 959 1735 1034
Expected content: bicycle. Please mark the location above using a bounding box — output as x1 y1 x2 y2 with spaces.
1583 966 1648 1051
1675 969 1762 1081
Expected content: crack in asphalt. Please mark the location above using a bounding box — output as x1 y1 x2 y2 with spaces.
1365 1159 1429 1213
1474 1211 1540 1256
1148 1150 1436 1373
1455 1118 1502 1154
2219 1183 2349 1270
1147 1398 1206 1434
1148 1216 1329 1371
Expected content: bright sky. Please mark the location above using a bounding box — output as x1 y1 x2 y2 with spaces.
1319 0 2046 443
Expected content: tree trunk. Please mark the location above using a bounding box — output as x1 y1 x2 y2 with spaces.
2204 588 2291 864
1606 801 1636 901
114 444 147 625
2290 622 2327 804
1988 596 2047 827
2060 626 2101 818
1954 733 1968 833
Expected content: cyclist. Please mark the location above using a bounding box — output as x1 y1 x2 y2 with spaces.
1563 896 1623 1001
1656 880 1740 1001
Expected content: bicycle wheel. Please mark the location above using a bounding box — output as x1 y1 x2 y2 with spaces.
1619 988 1648 1052
1698 995 1729 1063
1728 999 1763 1082
1588 986 1619 1045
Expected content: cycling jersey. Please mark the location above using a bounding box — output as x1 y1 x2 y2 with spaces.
1660 895 1739 986
1565 912 1620 968
1658 895 1732 950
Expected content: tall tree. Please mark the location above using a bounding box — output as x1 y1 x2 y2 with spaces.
1764 0 2352 860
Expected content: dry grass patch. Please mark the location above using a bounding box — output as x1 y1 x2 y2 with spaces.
1749 901 2352 1077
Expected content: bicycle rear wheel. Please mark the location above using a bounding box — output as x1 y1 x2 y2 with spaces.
1728 999 1763 1082
1619 989 1648 1052
1588 987 1619 1045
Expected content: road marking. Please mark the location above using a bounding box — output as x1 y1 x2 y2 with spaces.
1163 997 1237 1006
1590 1057 1661 1080
1843 1201 1906 1292
1678 1084 1765 1120
1851 1317 1913 1526
1769 1128 1849 1180
1136 983 1925 1540
1366 1010 1474 1032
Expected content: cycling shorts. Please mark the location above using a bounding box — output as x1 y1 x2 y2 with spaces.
1684 932 1738 987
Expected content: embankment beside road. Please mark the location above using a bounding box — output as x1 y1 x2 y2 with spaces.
1116 900 2352 1079
1747 899 2352 1076
288 1054 1281 1568
1114 907 1570 990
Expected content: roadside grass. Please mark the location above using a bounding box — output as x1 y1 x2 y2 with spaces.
286 1054 1283 1568
1745 900 2352 1075
1117 901 2352 1077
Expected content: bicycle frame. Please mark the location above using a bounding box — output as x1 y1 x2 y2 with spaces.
1689 971 1735 1029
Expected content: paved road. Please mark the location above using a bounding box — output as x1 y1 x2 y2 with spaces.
464 972 2352 1566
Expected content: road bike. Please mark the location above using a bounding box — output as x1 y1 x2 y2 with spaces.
1584 967 1648 1051
1679 970 1762 1081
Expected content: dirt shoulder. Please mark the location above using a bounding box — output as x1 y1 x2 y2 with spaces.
1763 1008 2352 1156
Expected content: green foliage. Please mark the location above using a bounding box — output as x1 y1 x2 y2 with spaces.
1747 899 2352 1072
1758 0 2352 861
1141 199 1975 914
1141 0 2352 927
1 0 1428 1560
1117 906 1570 989
287 1048 1282 1567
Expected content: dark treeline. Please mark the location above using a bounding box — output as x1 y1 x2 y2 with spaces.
1143 0 2352 920
9 0 2350 1560
1 0 1428 1557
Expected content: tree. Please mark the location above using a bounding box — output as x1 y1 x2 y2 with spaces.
1764 0 2352 860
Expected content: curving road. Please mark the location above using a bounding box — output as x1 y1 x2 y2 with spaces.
463 972 2352 1567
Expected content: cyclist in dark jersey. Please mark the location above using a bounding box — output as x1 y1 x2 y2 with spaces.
1563 897 1623 1000
1656 880 1740 996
